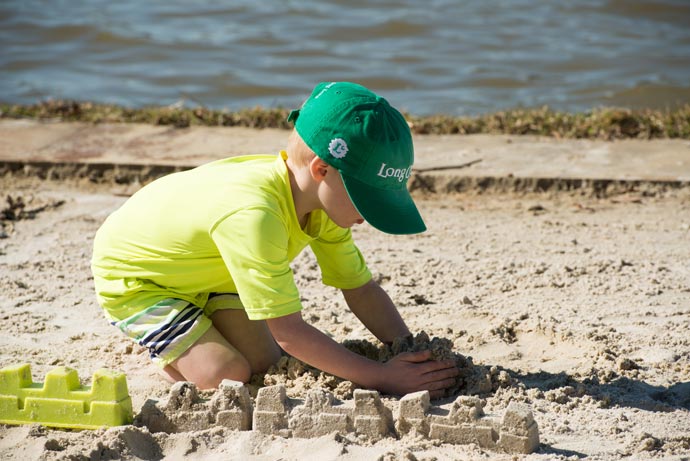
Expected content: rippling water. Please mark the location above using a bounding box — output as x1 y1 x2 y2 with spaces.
1 0 689 115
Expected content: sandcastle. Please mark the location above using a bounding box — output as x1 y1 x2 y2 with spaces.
137 380 539 454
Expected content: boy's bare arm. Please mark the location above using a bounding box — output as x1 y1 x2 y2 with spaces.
341 279 410 344
266 312 458 398
267 312 382 387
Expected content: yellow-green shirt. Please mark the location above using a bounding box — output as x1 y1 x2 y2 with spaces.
91 152 371 321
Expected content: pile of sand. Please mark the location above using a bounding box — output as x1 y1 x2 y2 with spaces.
253 331 499 401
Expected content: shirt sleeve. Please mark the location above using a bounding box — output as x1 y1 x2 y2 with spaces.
210 208 303 320
309 215 372 289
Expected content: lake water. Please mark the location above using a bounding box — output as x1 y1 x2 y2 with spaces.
1 0 689 116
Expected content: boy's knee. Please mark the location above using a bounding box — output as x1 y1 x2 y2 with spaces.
195 355 252 389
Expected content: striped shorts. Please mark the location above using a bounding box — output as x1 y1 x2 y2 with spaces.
110 293 243 368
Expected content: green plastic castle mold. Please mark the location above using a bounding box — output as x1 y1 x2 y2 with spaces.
0 363 133 429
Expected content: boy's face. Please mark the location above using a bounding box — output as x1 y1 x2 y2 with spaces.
318 165 364 229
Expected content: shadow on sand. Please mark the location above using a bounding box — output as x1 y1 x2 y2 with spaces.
483 366 689 457
508 368 689 412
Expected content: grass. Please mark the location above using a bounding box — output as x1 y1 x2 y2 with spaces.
1 100 689 140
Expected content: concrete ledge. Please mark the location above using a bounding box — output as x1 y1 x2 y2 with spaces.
408 173 690 196
2 120 689 194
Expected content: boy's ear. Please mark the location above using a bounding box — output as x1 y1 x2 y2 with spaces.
309 156 330 182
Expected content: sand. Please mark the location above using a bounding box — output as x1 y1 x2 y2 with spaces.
1 164 689 460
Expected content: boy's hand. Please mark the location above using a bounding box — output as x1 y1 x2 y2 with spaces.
379 349 459 399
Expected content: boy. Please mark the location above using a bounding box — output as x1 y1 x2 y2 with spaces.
91 82 458 398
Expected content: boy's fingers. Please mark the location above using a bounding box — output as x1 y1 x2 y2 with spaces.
399 350 433 362
420 359 458 374
422 368 459 385
424 377 457 391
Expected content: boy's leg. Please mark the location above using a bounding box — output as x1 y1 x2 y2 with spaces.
135 294 280 388
164 309 282 388
110 297 259 389
210 309 283 375
166 325 252 389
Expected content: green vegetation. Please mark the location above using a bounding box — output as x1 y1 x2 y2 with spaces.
1 100 689 140
408 105 690 140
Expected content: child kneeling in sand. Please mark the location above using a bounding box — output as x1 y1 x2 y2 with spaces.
91 82 458 398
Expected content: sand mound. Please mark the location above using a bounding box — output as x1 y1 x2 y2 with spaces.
253 331 496 401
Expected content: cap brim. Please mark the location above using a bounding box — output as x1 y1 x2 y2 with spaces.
341 174 426 235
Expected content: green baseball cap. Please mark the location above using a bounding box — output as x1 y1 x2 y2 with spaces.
288 82 426 234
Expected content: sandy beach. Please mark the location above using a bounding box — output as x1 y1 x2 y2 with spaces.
1 122 689 460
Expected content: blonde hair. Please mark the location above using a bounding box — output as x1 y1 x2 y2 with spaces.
287 129 316 167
